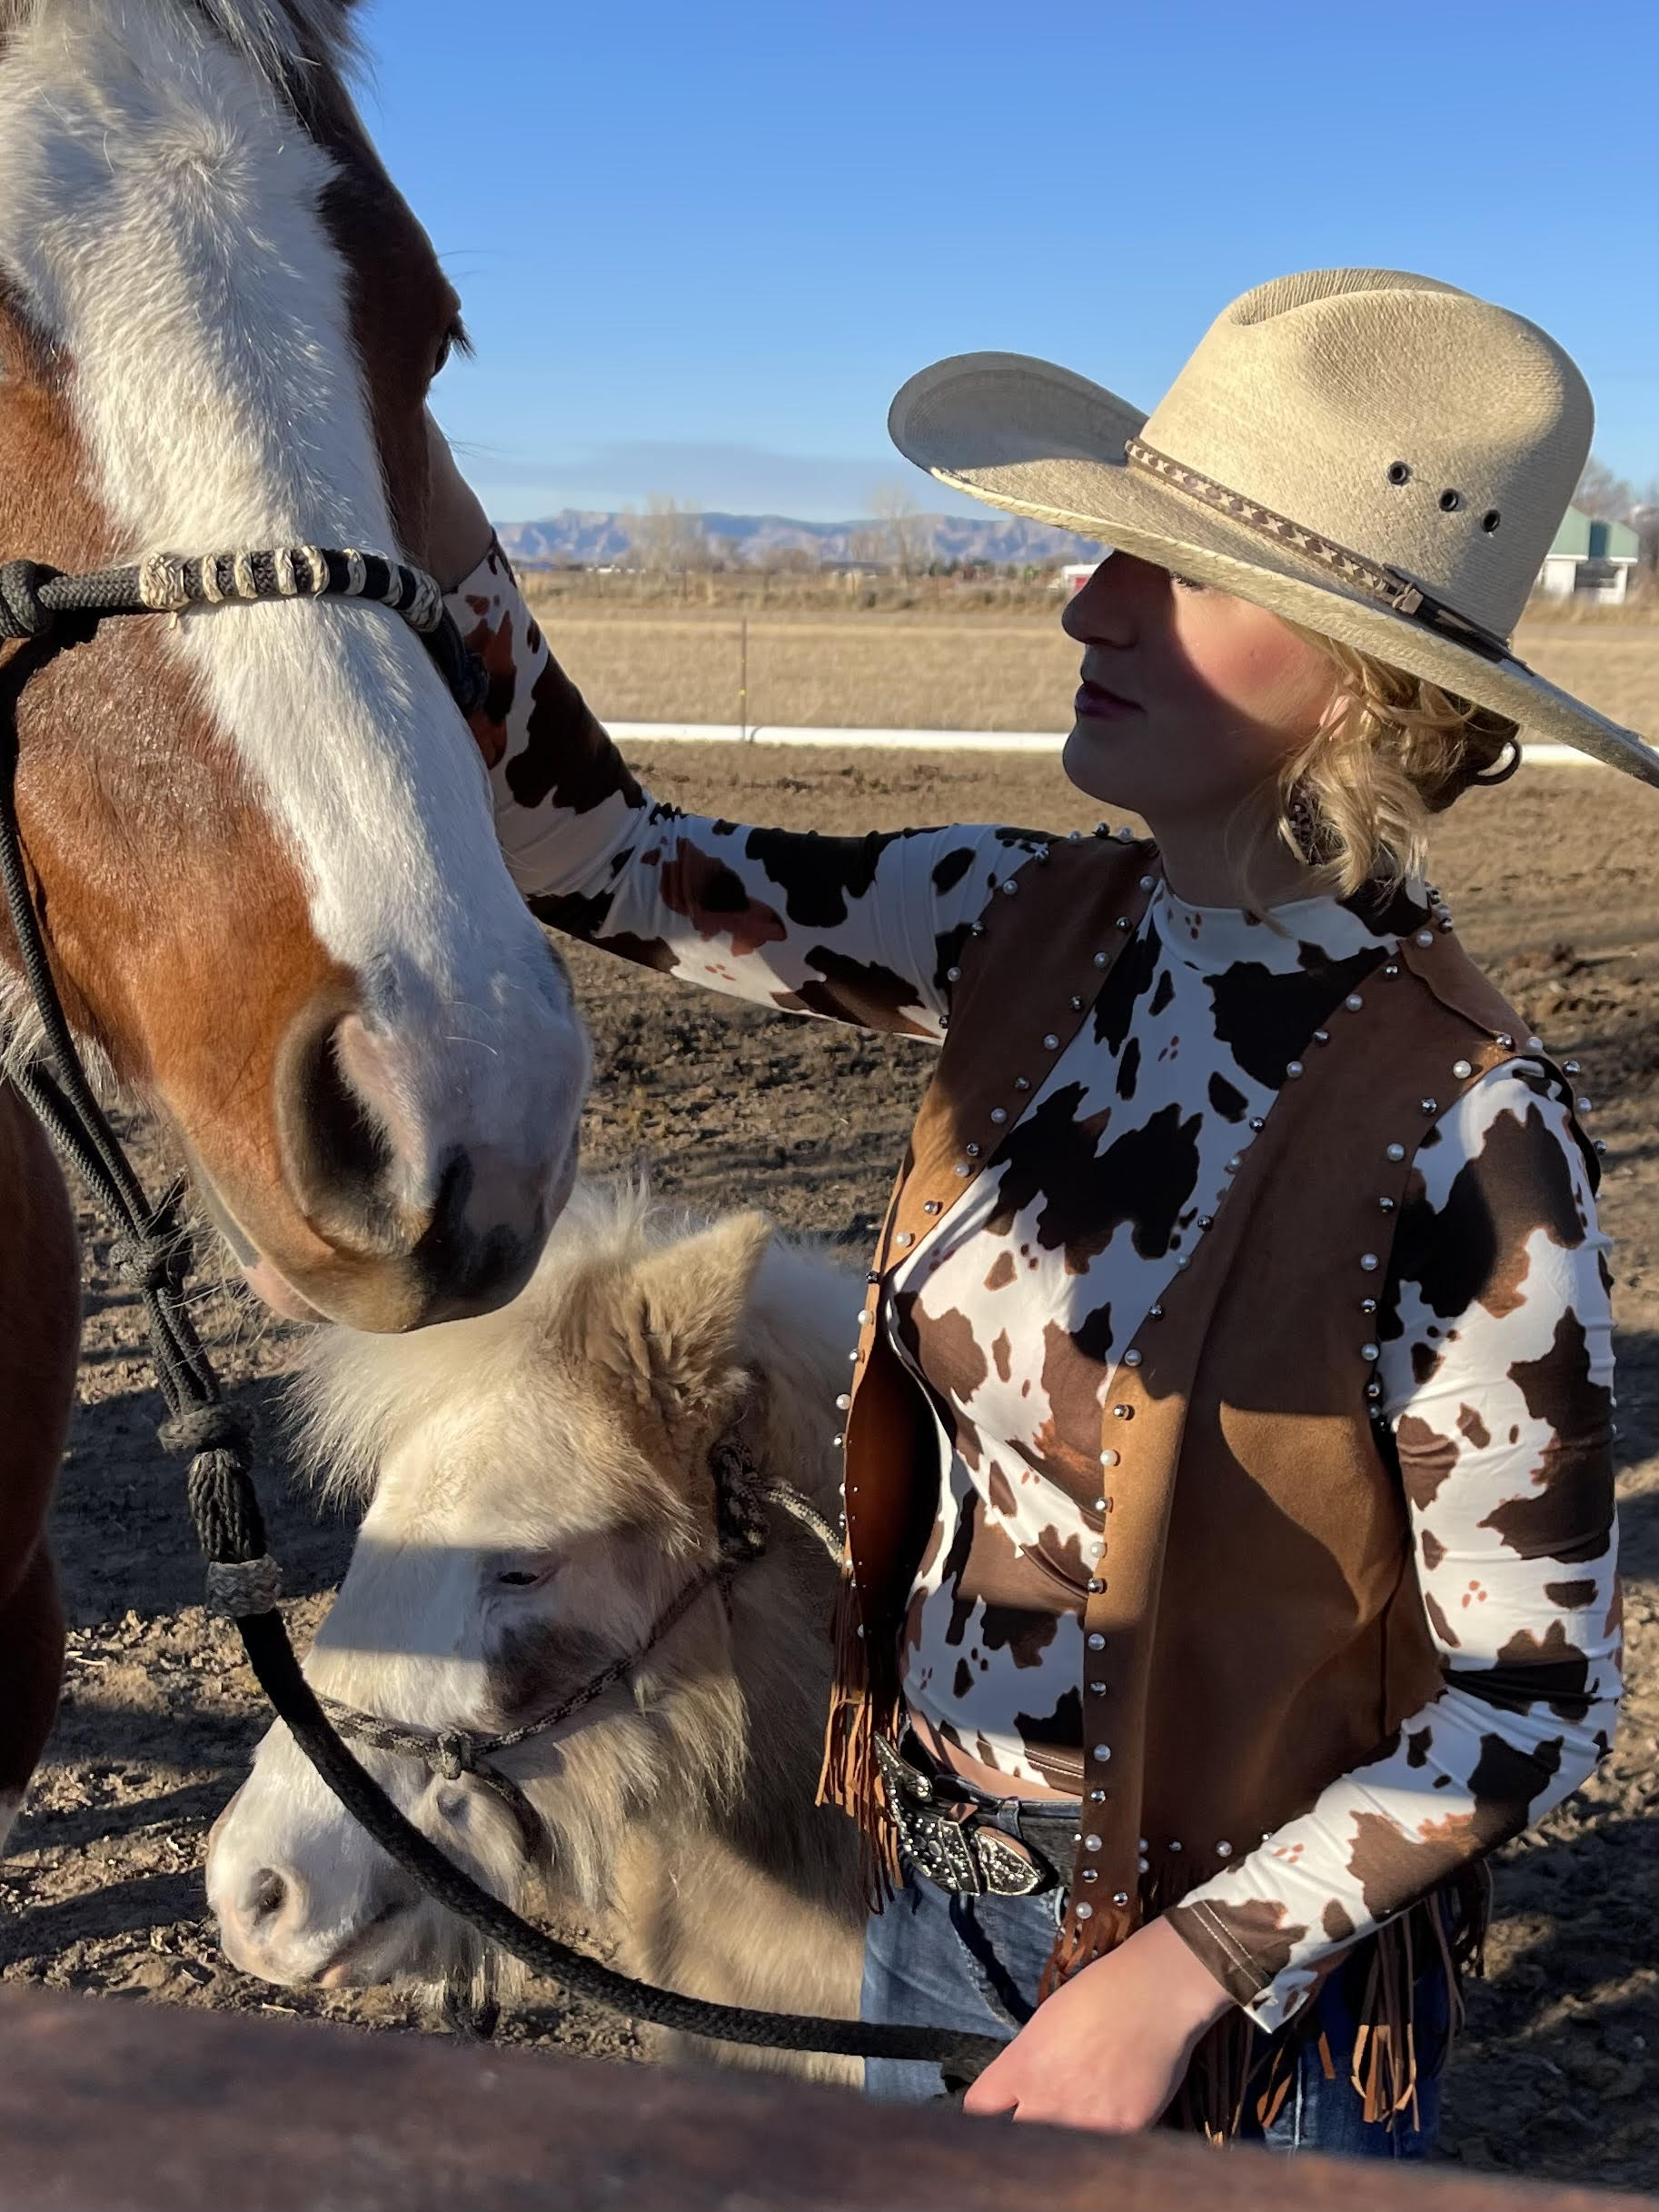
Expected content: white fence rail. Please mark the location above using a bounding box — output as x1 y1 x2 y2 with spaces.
610 723 1600 766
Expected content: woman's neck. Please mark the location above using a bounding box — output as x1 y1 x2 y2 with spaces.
1147 807 1325 912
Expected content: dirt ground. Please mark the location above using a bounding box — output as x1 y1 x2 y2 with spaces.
1 747 1654 2191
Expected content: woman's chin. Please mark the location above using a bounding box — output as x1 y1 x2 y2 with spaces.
1062 721 1137 808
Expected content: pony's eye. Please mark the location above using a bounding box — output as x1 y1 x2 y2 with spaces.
432 332 453 381
492 1560 555 1592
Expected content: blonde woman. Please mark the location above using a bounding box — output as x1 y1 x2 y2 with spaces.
425 271 1650 2155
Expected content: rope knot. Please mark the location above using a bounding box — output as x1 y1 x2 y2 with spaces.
712 1439 770 1565
0 560 57 641
160 1404 249 1459
433 1730 478 1780
110 1231 184 1295
110 1177 193 1296
136 552 191 613
204 1554 282 1619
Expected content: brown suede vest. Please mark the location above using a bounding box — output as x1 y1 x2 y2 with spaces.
819 832 1555 1992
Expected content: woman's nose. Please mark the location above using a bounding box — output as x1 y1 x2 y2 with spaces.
1061 551 1139 646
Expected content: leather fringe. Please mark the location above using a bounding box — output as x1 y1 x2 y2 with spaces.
816 1589 901 1908
1054 1854 1492 2144
825 1692 1494 2139
1038 1894 1131 2002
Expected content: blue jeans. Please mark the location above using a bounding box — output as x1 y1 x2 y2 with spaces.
861 1789 1448 2159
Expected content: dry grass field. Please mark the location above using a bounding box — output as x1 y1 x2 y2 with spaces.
518 577 1659 739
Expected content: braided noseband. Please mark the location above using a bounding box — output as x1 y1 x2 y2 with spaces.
0 544 484 715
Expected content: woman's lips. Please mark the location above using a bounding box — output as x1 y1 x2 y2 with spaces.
1074 676 1140 722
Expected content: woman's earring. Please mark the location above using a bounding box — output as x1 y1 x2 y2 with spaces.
1286 780 1331 864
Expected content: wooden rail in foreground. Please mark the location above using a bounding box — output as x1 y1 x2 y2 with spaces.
0 1987 1648 2212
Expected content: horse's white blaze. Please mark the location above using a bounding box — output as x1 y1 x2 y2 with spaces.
0 0 586 1212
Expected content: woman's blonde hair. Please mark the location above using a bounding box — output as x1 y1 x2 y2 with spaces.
1273 628 1520 898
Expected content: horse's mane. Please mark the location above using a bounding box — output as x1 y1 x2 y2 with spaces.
0 0 361 87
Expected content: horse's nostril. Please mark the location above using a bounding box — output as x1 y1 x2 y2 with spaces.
249 1868 288 1925
273 996 402 1258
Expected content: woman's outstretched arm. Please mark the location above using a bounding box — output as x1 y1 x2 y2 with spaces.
428 430 1038 1041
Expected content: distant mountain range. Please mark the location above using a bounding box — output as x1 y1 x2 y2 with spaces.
492 508 1098 569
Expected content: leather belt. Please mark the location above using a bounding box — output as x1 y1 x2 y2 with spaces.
875 1735 1077 1899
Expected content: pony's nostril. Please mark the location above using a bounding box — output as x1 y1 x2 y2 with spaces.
248 1868 288 1925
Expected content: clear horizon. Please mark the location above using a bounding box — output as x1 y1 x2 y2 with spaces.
358 0 1659 526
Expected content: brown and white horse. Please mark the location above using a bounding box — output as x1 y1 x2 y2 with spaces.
0 0 589 1844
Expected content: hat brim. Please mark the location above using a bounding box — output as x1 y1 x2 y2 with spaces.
889 353 1659 787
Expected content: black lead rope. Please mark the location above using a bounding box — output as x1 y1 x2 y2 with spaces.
0 559 1001 2086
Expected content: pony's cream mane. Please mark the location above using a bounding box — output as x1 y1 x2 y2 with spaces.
290 1179 859 1511
0 0 361 85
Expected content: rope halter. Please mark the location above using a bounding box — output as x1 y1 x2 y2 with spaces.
314 1433 842 1867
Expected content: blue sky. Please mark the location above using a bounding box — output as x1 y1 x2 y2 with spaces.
355 0 1659 523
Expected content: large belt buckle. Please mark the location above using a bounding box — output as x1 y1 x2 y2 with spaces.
876 1737 1046 1898
972 1828 1045 1898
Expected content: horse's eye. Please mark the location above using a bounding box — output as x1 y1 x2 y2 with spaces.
432 332 453 381
496 1567 542 1589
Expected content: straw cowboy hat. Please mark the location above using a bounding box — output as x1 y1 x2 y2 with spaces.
889 268 1659 785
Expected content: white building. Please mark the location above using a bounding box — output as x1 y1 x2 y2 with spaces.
1535 507 1642 604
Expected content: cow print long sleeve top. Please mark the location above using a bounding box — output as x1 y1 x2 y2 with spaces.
451 546 1621 2031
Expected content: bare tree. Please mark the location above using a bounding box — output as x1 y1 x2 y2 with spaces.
1628 490 1659 577
1574 456 1636 523
630 493 706 575
868 481 934 580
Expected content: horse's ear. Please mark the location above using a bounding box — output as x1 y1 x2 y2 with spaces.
603 1211 775 1435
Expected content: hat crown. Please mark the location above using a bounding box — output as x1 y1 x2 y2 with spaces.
1141 269 1593 639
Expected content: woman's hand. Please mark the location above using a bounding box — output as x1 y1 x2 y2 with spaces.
423 412 493 592
962 1914 1237 2132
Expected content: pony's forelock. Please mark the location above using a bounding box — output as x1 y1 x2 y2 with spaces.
289 1177 671 1507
